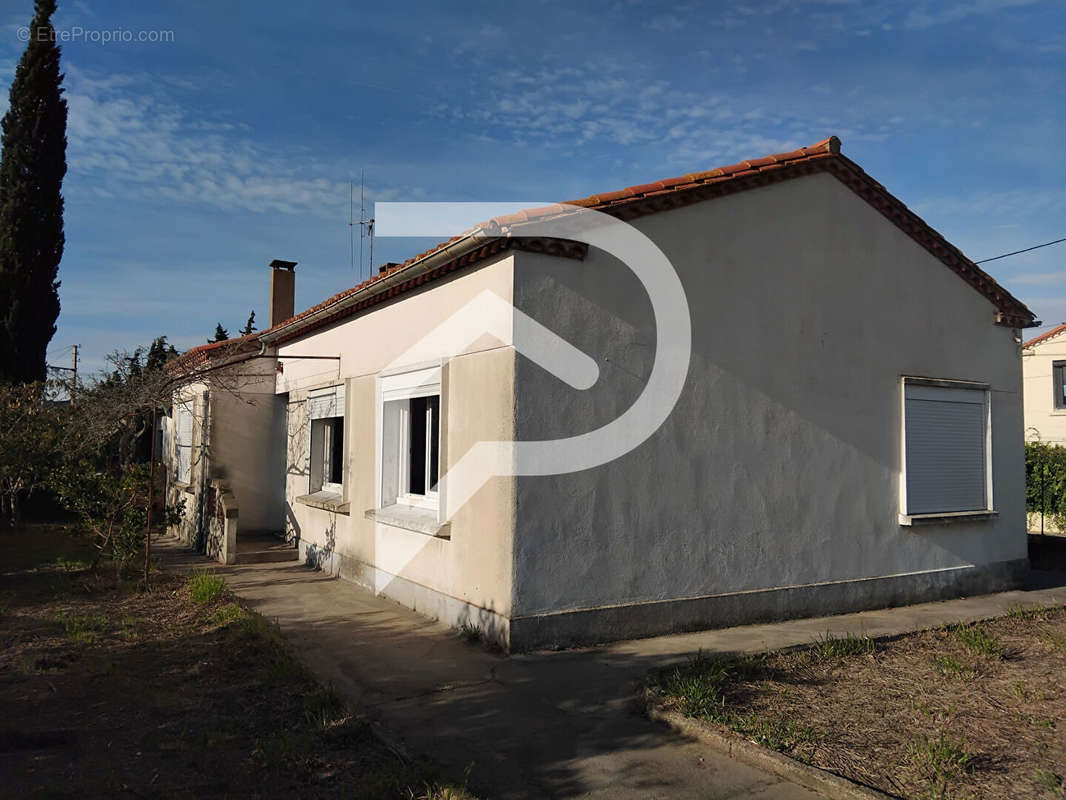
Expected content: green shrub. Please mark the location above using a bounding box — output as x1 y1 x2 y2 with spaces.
188 570 226 604
1026 442 1066 530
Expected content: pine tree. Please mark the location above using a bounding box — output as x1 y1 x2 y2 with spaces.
239 310 256 337
210 323 229 343
145 336 177 372
0 0 67 384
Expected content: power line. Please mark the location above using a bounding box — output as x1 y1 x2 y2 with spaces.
975 236 1066 264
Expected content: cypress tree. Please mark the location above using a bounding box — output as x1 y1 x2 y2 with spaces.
0 0 67 384
239 310 256 336
210 323 229 343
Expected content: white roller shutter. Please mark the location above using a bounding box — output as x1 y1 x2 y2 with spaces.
904 383 989 515
308 384 345 420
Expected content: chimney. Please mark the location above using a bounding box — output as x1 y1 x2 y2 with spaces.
269 259 297 327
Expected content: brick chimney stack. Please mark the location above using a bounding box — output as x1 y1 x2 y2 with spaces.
269 259 297 327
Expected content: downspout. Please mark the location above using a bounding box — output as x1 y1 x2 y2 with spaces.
196 389 211 553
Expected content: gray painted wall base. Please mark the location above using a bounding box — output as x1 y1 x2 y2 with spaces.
508 559 1030 652
294 539 1027 653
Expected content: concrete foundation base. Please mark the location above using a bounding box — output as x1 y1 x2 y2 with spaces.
293 539 1028 652
508 558 1030 651
296 538 512 649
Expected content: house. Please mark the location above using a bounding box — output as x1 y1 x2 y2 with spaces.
166 136 1038 651
1023 323 1066 445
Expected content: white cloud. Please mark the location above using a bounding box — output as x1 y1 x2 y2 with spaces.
649 15 684 33
63 64 351 217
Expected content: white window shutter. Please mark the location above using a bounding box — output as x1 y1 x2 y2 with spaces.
308 384 345 420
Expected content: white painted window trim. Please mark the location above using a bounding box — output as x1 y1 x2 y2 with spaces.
898 375 994 526
308 384 346 496
375 361 445 522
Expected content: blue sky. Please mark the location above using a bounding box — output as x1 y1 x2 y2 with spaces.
0 0 1063 373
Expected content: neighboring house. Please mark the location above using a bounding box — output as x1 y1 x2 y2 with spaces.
1023 322 1066 445
166 136 1038 651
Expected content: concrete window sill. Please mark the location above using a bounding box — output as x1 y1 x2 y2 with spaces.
365 505 450 539
900 510 998 527
295 491 350 515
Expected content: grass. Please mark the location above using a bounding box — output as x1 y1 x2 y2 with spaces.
658 654 819 760
51 555 91 572
1033 768 1065 797
209 601 248 625
2 524 481 798
811 631 876 659
907 732 974 795
187 569 227 604
650 605 1066 800
457 622 483 643
931 653 977 680
1042 629 1066 652
1007 605 1043 621
950 622 1004 658
53 611 109 642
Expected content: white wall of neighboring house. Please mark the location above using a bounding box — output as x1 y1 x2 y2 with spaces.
1023 331 1066 445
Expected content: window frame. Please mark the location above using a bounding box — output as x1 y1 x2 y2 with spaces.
1053 360 1066 411
898 376 994 525
307 385 346 497
173 397 194 485
376 363 445 519
310 416 344 494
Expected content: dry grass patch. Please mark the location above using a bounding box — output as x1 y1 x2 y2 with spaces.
0 526 479 799
652 607 1066 799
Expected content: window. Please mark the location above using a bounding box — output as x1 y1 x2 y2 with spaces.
307 385 345 495
379 365 443 513
174 400 193 484
901 378 992 520
310 417 344 492
1054 361 1066 410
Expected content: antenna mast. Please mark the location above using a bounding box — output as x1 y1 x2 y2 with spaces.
359 170 365 281
358 168 374 280
348 181 355 271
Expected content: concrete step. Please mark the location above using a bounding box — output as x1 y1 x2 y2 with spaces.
234 535 299 565
234 548 300 564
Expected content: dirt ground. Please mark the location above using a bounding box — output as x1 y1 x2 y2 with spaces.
654 605 1066 799
0 524 475 799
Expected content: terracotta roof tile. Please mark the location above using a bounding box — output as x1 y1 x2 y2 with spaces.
254 135 1035 344
1023 322 1066 349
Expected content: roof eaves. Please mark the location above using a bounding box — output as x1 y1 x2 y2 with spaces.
1023 322 1066 350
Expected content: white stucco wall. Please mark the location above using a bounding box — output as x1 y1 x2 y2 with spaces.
275 254 518 625
510 171 1027 622
1023 333 1066 445
208 364 286 533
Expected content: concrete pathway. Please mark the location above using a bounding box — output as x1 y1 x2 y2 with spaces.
158 535 1066 799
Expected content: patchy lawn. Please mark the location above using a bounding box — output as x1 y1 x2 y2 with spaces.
650 609 1066 800
0 524 477 799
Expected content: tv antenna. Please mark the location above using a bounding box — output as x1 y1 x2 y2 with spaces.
357 169 374 281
